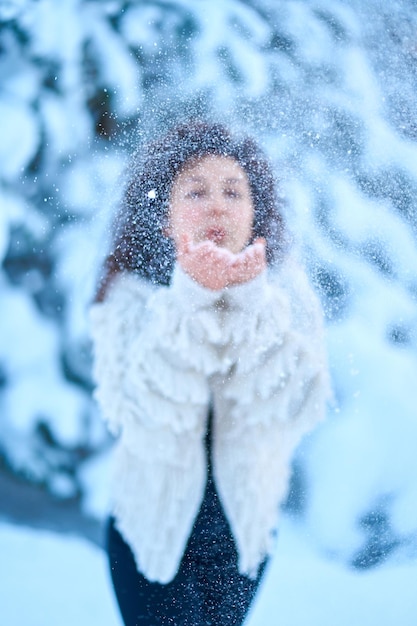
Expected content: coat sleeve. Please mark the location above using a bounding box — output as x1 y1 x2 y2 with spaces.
211 258 331 578
89 267 227 438
89 273 152 436
89 268 225 583
217 255 331 436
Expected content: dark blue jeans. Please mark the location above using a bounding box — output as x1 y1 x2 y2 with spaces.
106 476 267 625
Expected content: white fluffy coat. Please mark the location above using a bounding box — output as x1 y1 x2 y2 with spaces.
90 259 330 583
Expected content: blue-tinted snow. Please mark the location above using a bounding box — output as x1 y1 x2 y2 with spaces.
0 0 417 621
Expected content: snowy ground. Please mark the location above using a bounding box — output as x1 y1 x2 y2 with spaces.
2 517 416 626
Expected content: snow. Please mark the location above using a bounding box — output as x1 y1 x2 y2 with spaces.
79 448 113 519
119 5 164 50
0 0 28 21
1 0 417 621
0 522 120 626
250 518 417 626
86 11 143 116
0 284 86 446
0 98 39 180
1 517 416 626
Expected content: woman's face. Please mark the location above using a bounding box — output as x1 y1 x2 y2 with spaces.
168 155 254 254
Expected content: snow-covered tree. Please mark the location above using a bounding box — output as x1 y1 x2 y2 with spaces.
1 0 417 569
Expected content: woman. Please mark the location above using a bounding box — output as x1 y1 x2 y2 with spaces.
90 121 330 625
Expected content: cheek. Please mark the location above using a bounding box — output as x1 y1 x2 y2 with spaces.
186 207 203 225
242 204 255 230
169 204 202 235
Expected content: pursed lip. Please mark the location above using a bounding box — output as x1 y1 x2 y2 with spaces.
205 226 226 244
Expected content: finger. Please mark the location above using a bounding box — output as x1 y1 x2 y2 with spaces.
251 239 267 265
192 239 216 253
244 239 264 262
177 233 191 257
253 237 266 247
229 244 266 283
232 245 255 267
195 240 234 264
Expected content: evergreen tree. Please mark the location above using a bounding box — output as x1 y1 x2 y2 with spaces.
1 0 417 566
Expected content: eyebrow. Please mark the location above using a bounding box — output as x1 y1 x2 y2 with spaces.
183 176 245 184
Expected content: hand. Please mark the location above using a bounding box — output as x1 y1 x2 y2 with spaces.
177 234 266 290
228 237 267 286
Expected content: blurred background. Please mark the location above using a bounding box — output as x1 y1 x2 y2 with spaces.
1 0 417 624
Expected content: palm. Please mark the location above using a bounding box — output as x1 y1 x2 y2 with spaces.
177 235 266 290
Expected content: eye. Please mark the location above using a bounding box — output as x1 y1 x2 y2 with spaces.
224 188 241 199
186 188 206 199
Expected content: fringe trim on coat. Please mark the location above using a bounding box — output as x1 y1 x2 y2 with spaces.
90 261 331 582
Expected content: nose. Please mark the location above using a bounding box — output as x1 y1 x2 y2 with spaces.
206 192 227 216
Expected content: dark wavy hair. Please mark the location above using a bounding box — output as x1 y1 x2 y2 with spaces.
95 121 288 302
